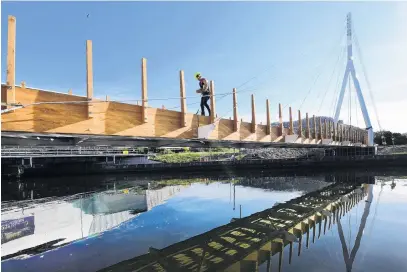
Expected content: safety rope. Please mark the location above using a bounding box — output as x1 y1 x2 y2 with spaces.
0 87 257 114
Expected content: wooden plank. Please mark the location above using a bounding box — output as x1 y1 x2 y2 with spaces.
279 103 283 136
233 88 238 132
141 58 148 123
266 99 271 135
6 15 16 109
306 113 310 138
289 107 293 135
298 110 302 137
328 120 332 139
86 40 93 118
313 115 317 139
319 117 323 140
210 80 216 123
179 70 187 127
251 94 256 133
324 119 327 139
336 123 341 141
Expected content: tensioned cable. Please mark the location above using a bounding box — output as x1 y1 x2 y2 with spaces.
355 84 359 127
297 27 346 111
353 29 382 131
349 73 352 127
232 21 347 114
282 29 346 112
330 46 347 120
317 44 346 114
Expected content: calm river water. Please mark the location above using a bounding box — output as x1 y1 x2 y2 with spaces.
1 171 407 272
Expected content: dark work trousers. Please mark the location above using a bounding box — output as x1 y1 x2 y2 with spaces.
200 96 211 116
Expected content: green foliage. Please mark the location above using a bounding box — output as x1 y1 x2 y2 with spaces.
235 154 246 160
162 149 174 155
153 149 238 163
209 147 236 153
374 131 407 145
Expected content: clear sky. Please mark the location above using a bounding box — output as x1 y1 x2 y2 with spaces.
1 1 406 132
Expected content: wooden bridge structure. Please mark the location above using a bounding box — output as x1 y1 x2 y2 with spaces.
99 182 367 272
1 15 368 147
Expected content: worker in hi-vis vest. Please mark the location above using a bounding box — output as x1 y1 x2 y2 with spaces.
195 72 211 116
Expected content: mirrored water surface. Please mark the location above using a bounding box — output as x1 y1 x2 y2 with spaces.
1 171 406 272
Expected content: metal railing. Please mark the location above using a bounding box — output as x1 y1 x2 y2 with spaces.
1 146 146 158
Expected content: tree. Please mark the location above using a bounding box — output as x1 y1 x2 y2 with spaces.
374 130 407 145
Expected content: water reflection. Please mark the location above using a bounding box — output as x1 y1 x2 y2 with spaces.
1 173 407 272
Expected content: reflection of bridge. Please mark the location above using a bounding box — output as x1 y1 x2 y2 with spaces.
99 182 368 272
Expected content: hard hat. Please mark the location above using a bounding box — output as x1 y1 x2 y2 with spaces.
194 72 201 80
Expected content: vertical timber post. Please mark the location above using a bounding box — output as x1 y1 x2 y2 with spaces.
251 94 256 133
313 115 317 139
266 99 271 135
210 80 216 123
279 103 283 136
333 122 337 141
289 107 293 135
324 119 328 139
338 123 341 142
141 58 148 123
179 70 187 127
352 128 355 143
328 121 332 139
233 88 238 132
343 125 346 142
343 125 346 141
306 113 310 139
6 15 16 110
298 110 302 137
86 40 93 118
319 118 323 140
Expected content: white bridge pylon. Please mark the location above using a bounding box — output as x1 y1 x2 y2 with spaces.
334 12 374 146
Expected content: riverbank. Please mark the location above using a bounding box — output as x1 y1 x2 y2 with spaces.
5 154 407 178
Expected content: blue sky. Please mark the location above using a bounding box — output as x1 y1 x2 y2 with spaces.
2 1 406 132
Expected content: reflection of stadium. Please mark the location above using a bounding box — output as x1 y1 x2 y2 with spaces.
1 215 35 244
1 185 189 258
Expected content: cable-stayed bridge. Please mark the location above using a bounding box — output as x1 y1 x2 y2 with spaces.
1 13 379 148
